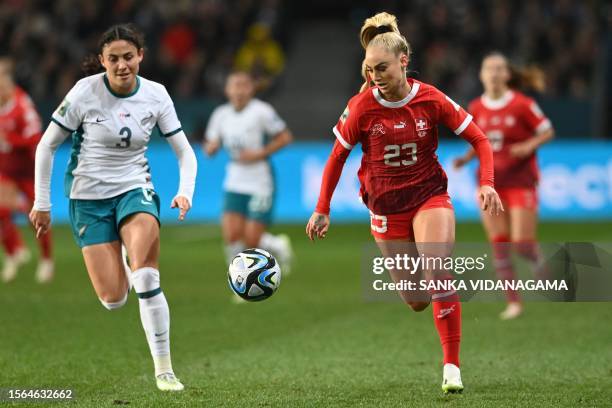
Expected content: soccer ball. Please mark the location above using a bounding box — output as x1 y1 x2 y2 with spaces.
228 248 281 301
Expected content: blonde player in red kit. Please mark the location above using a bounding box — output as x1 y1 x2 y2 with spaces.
306 12 503 394
454 52 554 320
0 57 53 283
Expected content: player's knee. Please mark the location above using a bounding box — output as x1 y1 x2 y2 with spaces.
224 229 243 244
243 235 260 248
131 266 160 294
407 301 430 312
127 240 159 270
99 291 128 311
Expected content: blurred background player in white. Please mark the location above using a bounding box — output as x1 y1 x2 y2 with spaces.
203 71 293 273
0 57 54 283
28 24 197 391
454 52 554 320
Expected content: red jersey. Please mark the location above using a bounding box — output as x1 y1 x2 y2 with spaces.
469 90 551 189
0 86 42 179
333 79 478 215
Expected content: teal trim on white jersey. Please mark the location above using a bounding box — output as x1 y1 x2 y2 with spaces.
103 74 141 98
51 117 75 133
163 127 183 138
64 126 84 197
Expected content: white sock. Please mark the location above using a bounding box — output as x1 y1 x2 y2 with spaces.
259 232 287 257
225 241 245 265
131 267 173 376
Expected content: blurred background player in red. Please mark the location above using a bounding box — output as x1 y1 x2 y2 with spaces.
0 56 54 283
454 52 554 320
306 12 503 394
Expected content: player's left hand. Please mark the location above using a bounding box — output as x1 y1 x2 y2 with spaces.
478 185 504 216
239 149 266 163
171 195 191 221
509 142 534 159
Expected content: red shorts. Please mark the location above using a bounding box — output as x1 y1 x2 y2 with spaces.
369 193 454 240
496 187 537 210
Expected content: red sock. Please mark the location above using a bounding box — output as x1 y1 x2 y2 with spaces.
514 240 540 263
430 277 461 367
492 235 520 303
0 208 24 255
514 240 548 280
37 228 52 259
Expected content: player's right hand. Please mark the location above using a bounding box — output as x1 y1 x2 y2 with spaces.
452 156 469 169
478 185 504 216
29 209 51 238
306 212 330 241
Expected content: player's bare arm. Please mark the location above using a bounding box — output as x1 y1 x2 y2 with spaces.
510 127 555 158
453 148 476 169
239 129 293 163
203 139 221 156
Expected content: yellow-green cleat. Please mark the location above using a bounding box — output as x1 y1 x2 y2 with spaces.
442 363 464 394
156 372 184 391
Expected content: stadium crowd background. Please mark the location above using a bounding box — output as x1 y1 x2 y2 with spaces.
1 0 610 138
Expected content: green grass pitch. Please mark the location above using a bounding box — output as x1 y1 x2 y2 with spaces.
1 222 611 407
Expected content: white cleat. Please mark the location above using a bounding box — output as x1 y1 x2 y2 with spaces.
2 257 18 283
277 234 294 276
35 259 54 283
14 247 31 264
442 363 464 394
499 302 523 320
2 247 31 283
156 372 184 391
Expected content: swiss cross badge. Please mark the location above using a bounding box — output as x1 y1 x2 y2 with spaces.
415 118 429 137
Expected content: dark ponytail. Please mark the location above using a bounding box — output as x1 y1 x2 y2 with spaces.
81 23 145 76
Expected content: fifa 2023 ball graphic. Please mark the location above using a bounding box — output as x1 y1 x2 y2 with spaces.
228 248 281 301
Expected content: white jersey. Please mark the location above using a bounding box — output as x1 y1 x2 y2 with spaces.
205 99 286 196
51 73 182 200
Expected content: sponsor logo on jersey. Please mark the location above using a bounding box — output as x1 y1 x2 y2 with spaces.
119 112 131 119
141 113 154 125
96 117 108 123
57 99 70 117
369 123 386 137
340 106 349 124
394 121 406 129
437 304 456 319
504 115 516 127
